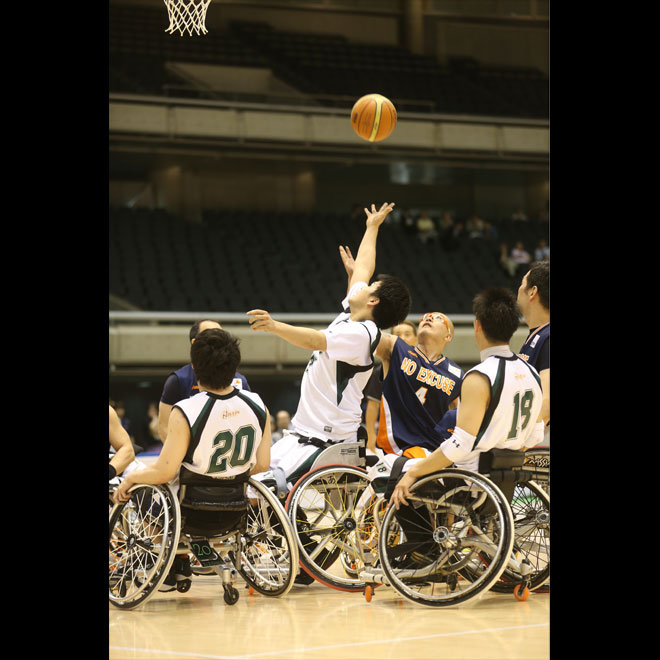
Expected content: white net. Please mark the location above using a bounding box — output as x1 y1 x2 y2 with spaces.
163 0 212 36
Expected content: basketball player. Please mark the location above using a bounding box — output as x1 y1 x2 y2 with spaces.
112 328 271 589
372 311 463 460
113 328 270 501
363 320 417 453
337 244 420 455
246 202 412 493
516 259 550 438
158 319 251 443
390 287 544 510
109 404 136 482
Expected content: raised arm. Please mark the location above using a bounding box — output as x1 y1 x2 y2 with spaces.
246 309 327 352
349 202 395 288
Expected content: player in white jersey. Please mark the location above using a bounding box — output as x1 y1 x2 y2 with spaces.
112 328 271 591
390 286 545 510
247 202 412 493
113 328 270 504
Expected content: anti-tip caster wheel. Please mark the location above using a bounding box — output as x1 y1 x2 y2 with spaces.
223 585 240 605
513 584 530 601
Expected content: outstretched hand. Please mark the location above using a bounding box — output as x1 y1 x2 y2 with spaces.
364 202 395 228
247 309 276 333
339 245 355 279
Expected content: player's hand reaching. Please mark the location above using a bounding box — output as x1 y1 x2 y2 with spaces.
339 245 355 279
247 309 276 333
364 202 395 228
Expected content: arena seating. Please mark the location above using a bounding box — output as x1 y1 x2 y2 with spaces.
109 5 548 119
109 207 548 314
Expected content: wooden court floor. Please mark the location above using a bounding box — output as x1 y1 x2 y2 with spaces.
109 573 549 660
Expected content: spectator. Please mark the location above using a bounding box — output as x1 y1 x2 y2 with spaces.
416 211 437 244
499 242 516 278
437 211 456 251
401 208 416 236
534 238 550 261
466 213 485 239
271 410 292 445
510 240 532 277
511 207 528 222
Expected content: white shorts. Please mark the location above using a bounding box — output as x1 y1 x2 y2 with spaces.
248 431 330 498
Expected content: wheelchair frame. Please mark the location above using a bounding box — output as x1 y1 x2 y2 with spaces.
109 476 299 610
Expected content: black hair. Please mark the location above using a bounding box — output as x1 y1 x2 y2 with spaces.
371 274 412 330
524 259 549 310
472 287 521 344
190 329 241 390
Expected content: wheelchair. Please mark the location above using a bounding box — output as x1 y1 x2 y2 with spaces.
360 449 550 608
283 439 387 592
109 467 299 610
522 445 550 495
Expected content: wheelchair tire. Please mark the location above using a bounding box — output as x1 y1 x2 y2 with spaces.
285 464 371 592
233 478 299 598
109 483 181 610
378 469 515 608
490 478 550 594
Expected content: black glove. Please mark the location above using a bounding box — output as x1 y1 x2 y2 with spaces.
109 464 117 481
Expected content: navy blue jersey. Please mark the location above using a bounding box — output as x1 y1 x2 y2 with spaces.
160 363 250 406
376 338 463 455
518 322 550 373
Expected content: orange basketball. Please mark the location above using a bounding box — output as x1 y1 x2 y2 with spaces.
350 94 397 142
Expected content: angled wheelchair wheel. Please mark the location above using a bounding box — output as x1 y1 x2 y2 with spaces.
491 478 550 594
285 465 371 591
522 447 550 495
378 469 515 608
109 483 181 610
235 478 299 597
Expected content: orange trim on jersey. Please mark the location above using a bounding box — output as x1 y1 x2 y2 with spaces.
524 322 550 347
414 347 430 364
375 399 397 455
402 446 428 459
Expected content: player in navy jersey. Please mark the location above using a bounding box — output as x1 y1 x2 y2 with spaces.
517 260 550 433
374 311 463 458
391 287 545 510
158 319 251 443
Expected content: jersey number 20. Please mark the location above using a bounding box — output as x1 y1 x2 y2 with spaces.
207 425 256 474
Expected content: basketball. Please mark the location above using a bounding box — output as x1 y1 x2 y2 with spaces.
350 94 397 142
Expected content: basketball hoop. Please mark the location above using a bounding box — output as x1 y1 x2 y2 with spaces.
163 0 211 36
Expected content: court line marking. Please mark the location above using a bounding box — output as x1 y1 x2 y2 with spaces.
110 622 549 660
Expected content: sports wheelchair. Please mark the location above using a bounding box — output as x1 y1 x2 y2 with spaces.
109 467 298 610
283 440 378 592
360 448 550 607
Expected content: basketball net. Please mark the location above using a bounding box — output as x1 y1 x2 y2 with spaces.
163 0 211 36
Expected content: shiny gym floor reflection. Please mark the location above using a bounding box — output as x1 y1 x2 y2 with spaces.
109 573 549 660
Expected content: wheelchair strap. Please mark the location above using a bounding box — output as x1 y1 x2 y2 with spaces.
384 456 411 501
297 435 340 450
271 467 289 500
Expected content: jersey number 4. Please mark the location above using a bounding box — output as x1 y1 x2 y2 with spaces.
507 390 534 439
207 425 256 475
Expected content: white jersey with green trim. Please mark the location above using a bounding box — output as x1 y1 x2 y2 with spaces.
451 346 543 471
291 281 381 442
173 388 268 479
